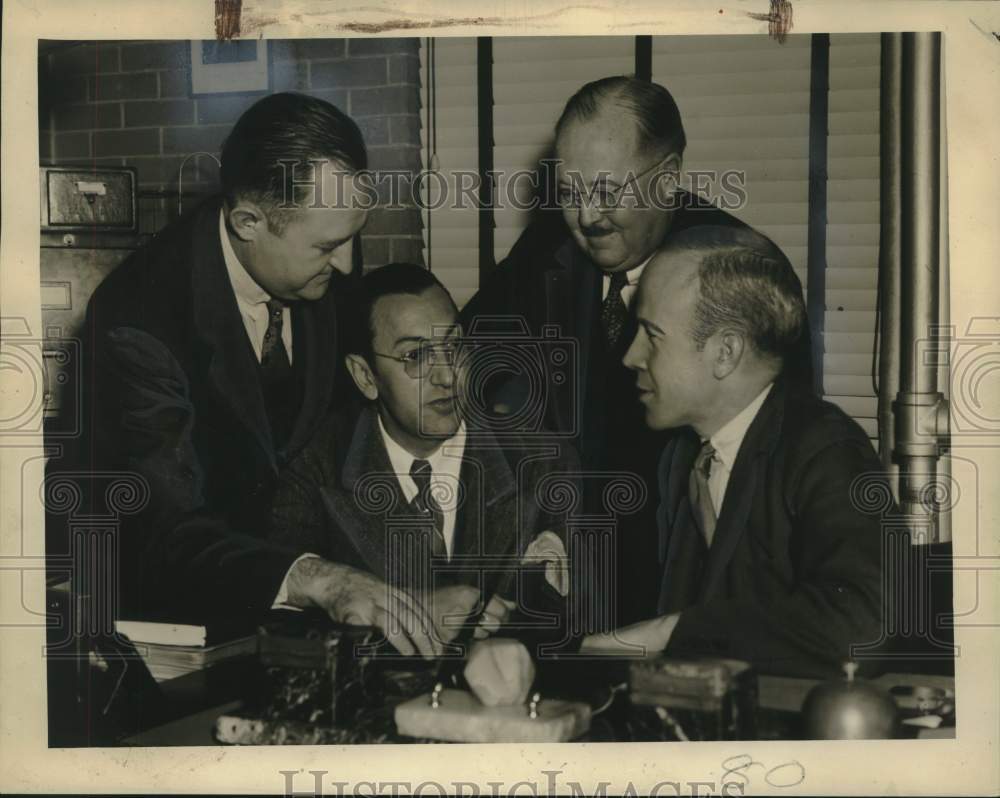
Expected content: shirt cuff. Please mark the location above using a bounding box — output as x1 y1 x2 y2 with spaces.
271 552 322 610
658 613 681 650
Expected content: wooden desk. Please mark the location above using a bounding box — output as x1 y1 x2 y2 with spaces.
119 668 955 746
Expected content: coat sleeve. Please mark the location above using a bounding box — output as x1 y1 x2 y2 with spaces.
665 437 887 677
504 440 581 656
268 419 338 559
84 317 298 622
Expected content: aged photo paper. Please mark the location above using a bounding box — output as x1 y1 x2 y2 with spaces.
2 0 998 794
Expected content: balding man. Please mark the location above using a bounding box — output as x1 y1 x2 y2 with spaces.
462 77 762 628
580 227 885 677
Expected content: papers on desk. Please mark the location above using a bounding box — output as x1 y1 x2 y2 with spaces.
115 620 258 682
115 620 208 647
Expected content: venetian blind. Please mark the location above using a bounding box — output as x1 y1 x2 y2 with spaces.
652 34 813 300
490 36 636 266
823 33 881 439
419 38 480 308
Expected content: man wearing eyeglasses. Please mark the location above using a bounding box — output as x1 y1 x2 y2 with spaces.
271 262 575 653
461 77 756 629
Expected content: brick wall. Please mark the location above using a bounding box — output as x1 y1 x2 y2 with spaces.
39 38 423 269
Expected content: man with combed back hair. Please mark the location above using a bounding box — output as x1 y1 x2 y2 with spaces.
580 226 885 677
81 93 441 655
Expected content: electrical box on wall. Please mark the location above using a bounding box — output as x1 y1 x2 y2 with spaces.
40 166 138 234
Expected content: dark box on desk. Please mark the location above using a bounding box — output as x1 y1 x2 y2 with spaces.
629 657 758 740
253 611 384 727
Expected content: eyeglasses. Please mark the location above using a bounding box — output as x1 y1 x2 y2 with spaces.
373 340 466 379
555 155 674 213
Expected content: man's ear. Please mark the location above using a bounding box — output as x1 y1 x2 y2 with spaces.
712 330 745 379
226 200 268 243
345 353 379 401
662 152 682 184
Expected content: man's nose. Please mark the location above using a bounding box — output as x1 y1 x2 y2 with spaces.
429 358 456 388
331 238 354 275
578 199 604 229
622 331 644 371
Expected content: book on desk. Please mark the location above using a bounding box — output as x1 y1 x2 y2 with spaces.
115 620 258 682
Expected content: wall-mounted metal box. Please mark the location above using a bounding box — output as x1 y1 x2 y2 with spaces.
40 166 137 232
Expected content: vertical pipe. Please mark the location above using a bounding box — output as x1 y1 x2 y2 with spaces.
895 32 946 540
936 57 952 544
878 33 902 494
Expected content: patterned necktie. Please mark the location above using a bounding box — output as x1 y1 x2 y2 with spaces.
410 459 448 558
260 299 291 380
601 270 630 350
688 441 718 546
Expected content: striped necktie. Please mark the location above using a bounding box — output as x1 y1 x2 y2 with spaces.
410 459 448 558
688 441 718 546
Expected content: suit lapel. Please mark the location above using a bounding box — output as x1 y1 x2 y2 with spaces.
451 426 518 559
698 382 786 600
283 296 337 457
190 200 274 468
657 432 704 614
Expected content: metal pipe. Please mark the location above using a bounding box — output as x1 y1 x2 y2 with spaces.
894 32 949 539
878 33 903 496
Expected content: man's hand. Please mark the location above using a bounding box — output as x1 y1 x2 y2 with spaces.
463 638 536 707
578 614 681 656
473 594 517 639
415 584 482 644
521 530 569 597
285 557 441 658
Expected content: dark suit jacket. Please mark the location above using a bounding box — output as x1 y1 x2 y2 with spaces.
657 379 887 678
459 193 752 626
460 192 751 451
80 197 346 622
270 405 578 643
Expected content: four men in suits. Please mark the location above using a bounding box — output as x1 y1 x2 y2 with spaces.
80 78 881 678
270 263 573 649
580 226 885 677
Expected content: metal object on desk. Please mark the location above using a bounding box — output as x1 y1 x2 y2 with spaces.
628 656 757 740
801 661 899 739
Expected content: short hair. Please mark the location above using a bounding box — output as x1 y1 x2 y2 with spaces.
220 92 367 233
555 76 687 159
347 263 453 361
665 226 807 366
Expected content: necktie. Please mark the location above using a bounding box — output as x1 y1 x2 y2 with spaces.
260 299 294 448
260 299 291 379
601 270 629 350
688 441 718 546
410 459 448 558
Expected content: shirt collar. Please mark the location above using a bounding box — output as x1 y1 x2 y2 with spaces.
219 207 270 307
708 382 774 472
604 251 655 287
377 412 467 485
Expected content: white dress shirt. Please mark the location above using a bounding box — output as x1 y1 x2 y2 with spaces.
600 251 654 307
378 415 468 558
703 383 774 514
219 209 293 363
